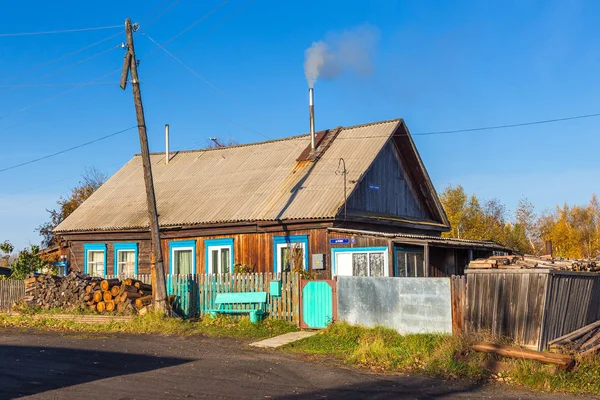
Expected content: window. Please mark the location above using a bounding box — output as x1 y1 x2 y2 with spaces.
332 247 389 277
114 243 138 276
84 244 106 277
169 240 196 275
395 248 425 277
205 238 234 274
273 235 309 273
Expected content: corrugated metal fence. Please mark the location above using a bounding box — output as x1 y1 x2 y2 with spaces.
465 269 600 350
0 280 25 310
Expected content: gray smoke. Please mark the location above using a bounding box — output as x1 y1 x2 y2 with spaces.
304 24 380 88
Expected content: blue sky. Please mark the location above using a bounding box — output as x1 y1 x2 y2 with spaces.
1 0 599 249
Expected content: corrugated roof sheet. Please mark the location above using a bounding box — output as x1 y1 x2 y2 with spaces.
56 119 402 233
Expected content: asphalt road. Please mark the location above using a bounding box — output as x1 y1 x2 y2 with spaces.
0 329 586 400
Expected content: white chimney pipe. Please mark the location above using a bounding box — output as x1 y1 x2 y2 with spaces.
309 88 315 151
165 124 170 165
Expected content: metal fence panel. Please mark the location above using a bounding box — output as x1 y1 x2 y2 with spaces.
337 276 453 334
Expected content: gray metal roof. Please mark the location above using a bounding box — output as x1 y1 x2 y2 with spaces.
56 119 405 233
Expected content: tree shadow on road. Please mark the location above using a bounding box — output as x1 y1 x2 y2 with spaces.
0 344 192 399
274 377 491 400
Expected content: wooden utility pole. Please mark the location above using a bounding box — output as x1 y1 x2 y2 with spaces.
121 18 167 313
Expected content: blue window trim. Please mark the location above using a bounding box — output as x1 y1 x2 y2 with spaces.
168 240 196 275
113 242 139 275
393 246 424 277
83 243 107 276
204 238 234 274
331 246 388 276
273 235 309 273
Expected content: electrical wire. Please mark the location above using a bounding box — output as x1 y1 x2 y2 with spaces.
0 82 122 88
143 33 249 111
412 112 600 136
141 0 182 31
1 31 123 84
0 43 122 96
139 0 230 61
145 84 269 139
0 25 122 37
0 126 138 173
0 66 122 122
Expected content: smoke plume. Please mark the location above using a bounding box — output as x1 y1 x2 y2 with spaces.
304 24 380 88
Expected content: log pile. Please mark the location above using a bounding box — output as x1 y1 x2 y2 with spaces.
468 255 599 272
549 321 600 356
22 273 153 314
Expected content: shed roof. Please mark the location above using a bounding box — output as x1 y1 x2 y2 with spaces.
55 118 447 233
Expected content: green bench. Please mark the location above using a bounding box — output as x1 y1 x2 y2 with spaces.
206 292 268 323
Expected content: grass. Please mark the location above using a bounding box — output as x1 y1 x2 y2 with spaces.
0 312 297 340
283 322 600 395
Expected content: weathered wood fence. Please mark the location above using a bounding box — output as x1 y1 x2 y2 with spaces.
450 275 466 334
0 280 25 310
464 269 600 350
110 272 300 323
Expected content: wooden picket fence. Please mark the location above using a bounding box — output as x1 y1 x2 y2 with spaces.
0 280 25 310
166 273 300 324
108 272 300 324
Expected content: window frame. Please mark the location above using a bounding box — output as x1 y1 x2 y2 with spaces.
113 242 138 276
273 235 309 273
83 243 107 277
169 240 197 275
331 247 389 277
393 247 426 277
204 238 234 274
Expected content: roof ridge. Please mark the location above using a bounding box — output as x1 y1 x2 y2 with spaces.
138 118 403 156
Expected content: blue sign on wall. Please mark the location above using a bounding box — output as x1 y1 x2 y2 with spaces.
330 238 349 244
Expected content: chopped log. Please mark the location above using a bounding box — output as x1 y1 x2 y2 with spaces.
96 301 106 313
110 285 121 297
123 292 142 300
24 277 37 285
123 278 133 286
116 302 127 313
134 282 152 292
85 285 93 294
100 279 120 292
93 290 103 303
121 285 138 294
88 304 96 311
472 342 574 369
105 301 115 312
103 291 113 302
135 295 152 309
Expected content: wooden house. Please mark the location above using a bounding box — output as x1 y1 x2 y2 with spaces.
54 119 508 279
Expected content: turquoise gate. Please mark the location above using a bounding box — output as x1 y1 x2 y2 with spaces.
300 280 337 329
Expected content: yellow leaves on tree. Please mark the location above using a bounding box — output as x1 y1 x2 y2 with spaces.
440 185 600 258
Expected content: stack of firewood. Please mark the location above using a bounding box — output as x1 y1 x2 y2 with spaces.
549 321 600 356
23 273 153 314
468 255 599 272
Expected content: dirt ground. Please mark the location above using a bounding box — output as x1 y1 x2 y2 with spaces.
0 329 589 400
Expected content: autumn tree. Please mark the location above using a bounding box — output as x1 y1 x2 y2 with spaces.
37 168 106 248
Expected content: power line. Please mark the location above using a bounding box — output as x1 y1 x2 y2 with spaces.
0 25 122 37
0 66 122 122
0 43 122 96
141 0 182 30
412 112 600 136
0 82 122 88
0 126 137 173
145 84 269 139
139 0 230 61
1 31 123 84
